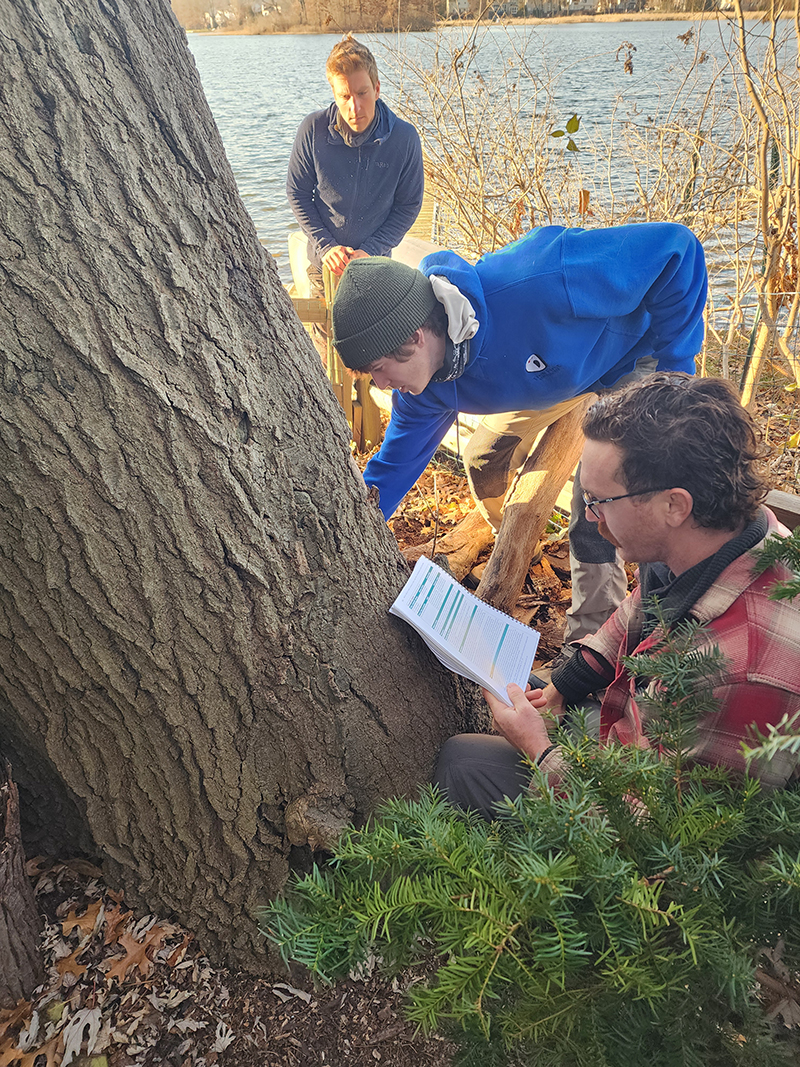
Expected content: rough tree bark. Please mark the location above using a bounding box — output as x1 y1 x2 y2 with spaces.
0 761 42 1007
0 0 477 970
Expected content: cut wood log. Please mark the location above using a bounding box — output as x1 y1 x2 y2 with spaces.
0 760 43 1007
476 398 592 615
766 489 800 532
402 507 495 580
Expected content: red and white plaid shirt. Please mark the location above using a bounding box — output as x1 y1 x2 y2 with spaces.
541 508 800 789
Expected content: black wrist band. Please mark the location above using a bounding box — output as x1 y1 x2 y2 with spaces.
537 744 558 766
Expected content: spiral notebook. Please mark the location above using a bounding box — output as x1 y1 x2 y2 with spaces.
390 556 541 702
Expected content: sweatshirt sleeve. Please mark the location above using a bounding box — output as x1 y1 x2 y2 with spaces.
579 588 640 671
286 116 337 259
358 126 424 256
551 648 615 705
566 222 708 367
362 392 456 519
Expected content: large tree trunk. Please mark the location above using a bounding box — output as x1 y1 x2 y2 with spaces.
0 0 476 970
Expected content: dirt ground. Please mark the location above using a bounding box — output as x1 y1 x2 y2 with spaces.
0 858 458 1067
2 376 798 1067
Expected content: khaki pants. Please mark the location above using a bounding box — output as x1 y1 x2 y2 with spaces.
463 358 658 644
307 265 329 363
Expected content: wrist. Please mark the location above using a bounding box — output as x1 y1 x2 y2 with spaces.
536 744 558 766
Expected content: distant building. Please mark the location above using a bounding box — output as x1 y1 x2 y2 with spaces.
445 0 469 15
522 0 560 15
597 0 644 9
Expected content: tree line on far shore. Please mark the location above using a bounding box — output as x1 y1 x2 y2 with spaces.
169 0 767 36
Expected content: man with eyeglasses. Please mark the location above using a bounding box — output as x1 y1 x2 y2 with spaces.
434 374 800 818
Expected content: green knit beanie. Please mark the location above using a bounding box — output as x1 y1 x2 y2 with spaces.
331 257 438 370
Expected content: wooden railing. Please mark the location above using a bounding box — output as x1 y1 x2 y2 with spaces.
290 267 383 454
287 194 442 453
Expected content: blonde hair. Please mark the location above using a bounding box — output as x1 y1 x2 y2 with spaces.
326 34 379 87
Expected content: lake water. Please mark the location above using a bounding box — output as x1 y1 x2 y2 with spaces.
185 19 775 283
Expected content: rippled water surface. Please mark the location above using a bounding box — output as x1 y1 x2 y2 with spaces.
186 20 774 281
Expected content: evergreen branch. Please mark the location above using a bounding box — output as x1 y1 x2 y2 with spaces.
743 710 800 766
752 528 800 601
475 920 523 1030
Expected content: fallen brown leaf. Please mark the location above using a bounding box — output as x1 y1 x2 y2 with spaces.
56 948 88 980
103 925 168 982
0 1003 30 1045
103 903 133 946
62 900 103 938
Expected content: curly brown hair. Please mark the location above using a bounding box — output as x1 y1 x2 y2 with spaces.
583 373 770 531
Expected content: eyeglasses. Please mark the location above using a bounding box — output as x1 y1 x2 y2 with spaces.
582 488 670 519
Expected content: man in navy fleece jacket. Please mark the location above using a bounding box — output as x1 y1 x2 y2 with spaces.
286 35 424 296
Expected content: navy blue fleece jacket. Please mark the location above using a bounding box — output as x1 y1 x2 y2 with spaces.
287 100 424 268
363 222 708 518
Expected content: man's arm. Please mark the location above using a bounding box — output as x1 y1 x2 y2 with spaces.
362 393 456 518
637 224 708 365
357 127 424 257
286 116 339 262
483 596 633 782
550 646 615 707
484 683 566 762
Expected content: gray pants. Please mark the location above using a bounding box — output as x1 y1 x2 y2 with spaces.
462 359 658 643
433 734 533 821
433 697 601 821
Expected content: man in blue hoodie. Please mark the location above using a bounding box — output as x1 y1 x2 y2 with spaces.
286 35 424 298
331 223 708 650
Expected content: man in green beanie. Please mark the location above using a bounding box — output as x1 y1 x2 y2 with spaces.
331 223 708 651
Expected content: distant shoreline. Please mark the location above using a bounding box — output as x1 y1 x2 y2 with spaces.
187 10 779 36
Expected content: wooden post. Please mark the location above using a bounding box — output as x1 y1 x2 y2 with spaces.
321 267 382 453
0 760 43 1007
324 269 352 428
766 489 800 531
476 398 592 615
355 378 383 452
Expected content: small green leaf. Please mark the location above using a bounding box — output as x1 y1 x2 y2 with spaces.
566 113 581 134
784 382 798 392
47 1001 66 1021
787 432 800 449
567 139 579 152
551 129 565 138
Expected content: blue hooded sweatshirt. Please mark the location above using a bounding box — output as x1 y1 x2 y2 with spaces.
363 222 708 518
287 99 424 268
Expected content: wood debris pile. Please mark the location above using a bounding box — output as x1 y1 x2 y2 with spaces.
386 464 474 553
374 452 578 660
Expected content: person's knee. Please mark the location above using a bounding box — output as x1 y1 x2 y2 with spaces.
432 735 470 793
462 425 495 475
433 733 532 821
464 429 522 503
569 509 618 564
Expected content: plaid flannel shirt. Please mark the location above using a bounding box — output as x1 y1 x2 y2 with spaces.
540 508 800 790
